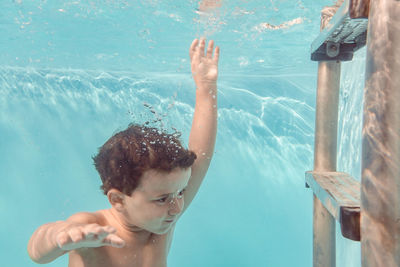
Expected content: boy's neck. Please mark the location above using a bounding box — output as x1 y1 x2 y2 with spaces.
105 208 153 243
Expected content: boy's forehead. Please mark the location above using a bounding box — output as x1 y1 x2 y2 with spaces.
138 168 191 194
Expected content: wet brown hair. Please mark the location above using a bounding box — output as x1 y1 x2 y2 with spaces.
93 124 197 195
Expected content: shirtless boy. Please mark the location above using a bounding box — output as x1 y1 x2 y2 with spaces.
27 38 220 267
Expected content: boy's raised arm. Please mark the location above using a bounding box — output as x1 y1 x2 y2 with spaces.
184 38 220 212
27 212 125 264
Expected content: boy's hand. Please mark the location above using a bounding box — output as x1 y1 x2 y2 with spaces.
55 223 125 251
190 38 220 89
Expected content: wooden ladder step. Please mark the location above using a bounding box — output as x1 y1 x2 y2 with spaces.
305 171 360 241
311 0 369 61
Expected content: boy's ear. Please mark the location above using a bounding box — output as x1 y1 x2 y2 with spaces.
107 189 125 212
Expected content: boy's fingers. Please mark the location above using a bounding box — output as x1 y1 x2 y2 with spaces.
189 39 199 59
69 227 84 243
198 38 206 58
84 224 114 233
93 225 115 234
83 225 115 240
213 46 220 64
96 228 112 240
83 223 99 234
82 224 98 237
56 232 71 248
206 40 214 59
103 225 116 234
103 234 126 248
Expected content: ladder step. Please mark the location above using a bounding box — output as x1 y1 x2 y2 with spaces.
311 0 369 61
305 171 360 241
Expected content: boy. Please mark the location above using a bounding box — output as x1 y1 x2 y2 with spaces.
27 38 220 267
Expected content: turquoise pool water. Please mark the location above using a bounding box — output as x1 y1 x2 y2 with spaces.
1 0 364 266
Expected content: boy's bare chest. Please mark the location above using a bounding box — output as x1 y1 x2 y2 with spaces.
69 234 171 267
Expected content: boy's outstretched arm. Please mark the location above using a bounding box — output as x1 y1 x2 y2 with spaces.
27 212 125 264
184 38 220 212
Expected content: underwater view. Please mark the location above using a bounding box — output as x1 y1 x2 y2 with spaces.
1 0 365 266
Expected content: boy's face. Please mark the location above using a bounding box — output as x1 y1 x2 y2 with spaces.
123 168 191 234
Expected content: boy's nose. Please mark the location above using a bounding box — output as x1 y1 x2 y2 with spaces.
168 198 183 215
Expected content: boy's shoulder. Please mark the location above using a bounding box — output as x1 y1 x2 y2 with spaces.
65 210 107 225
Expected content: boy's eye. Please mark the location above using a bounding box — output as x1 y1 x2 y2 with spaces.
177 189 186 198
155 189 185 203
156 197 168 203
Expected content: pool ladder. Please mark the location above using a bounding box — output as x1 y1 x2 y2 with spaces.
306 0 400 266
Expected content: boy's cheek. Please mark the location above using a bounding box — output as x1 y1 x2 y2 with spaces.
128 205 168 229
140 210 166 225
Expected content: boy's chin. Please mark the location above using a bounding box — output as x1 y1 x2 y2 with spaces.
150 225 173 235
